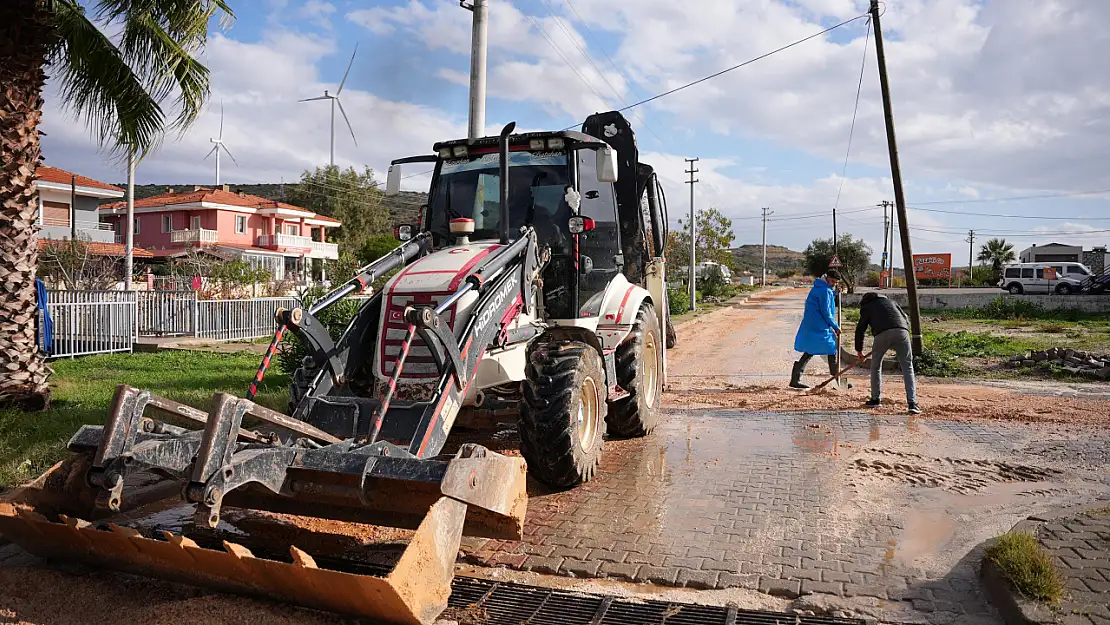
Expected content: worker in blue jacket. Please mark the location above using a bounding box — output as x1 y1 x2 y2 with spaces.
789 270 850 389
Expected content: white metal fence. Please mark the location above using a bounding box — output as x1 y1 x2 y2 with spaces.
47 301 136 358
195 297 299 341
41 290 300 358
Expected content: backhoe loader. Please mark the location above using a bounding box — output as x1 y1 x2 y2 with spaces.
0 111 672 624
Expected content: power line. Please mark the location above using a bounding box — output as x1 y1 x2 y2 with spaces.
561 13 870 130
911 188 1110 205
562 0 650 101
831 17 871 213
391 11 871 192
908 205 1110 221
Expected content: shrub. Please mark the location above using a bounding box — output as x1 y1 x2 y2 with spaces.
667 288 689 316
277 285 363 375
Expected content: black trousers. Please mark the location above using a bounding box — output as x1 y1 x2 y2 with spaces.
797 353 837 375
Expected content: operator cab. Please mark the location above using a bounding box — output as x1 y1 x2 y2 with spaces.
386 131 621 319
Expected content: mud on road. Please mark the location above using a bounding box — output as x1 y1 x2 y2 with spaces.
665 289 1110 425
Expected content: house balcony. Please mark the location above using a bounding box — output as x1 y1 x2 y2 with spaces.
258 234 338 259
171 228 219 246
40 218 116 244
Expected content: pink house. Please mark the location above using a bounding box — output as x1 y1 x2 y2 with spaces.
101 185 341 282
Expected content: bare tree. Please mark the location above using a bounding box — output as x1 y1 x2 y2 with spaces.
39 238 122 290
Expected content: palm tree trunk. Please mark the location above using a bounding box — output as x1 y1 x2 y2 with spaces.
0 0 55 410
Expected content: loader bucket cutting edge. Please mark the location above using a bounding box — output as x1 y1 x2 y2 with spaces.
0 440 527 625
0 494 466 625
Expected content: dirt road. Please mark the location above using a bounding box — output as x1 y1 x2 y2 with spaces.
666 289 1110 424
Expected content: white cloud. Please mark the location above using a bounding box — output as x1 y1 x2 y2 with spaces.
39 30 465 191
298 0 336 30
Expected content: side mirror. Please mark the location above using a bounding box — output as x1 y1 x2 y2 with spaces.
596 145 618 183
394 224 414 241
386 164 401 196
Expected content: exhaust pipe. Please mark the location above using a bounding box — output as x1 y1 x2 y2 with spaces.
498 121 515 245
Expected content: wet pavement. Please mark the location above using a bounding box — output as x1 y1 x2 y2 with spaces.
461 291 1110 624
462 408 1110 624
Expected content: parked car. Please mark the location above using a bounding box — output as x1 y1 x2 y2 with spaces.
998 262 1092 295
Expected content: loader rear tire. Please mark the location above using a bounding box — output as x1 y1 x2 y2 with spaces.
606 303 663 438
520 341 606 488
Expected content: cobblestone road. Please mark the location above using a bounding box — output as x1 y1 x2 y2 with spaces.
463 291 1110 624
463 409 1110 623
1039 508 1110 624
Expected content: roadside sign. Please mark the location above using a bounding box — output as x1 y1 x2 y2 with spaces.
829 255 844 268
1044 267 1057 281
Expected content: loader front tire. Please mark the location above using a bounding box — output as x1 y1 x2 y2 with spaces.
520 341 606 488
606 303 663 438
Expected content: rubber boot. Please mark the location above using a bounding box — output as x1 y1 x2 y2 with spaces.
789 361 810 389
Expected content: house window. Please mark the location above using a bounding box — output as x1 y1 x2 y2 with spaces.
236 215 246 234
192 216 201 230
287 224 299 236
42 200 70 228
162 214 173 233
134 217 141 235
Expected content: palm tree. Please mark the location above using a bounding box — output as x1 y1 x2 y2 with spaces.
0 0 232 409
977 238 1017 277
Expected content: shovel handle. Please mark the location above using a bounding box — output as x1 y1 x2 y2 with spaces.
809 350 872 392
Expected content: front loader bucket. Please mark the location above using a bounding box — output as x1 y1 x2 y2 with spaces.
0 385 530 625
0 492 463 624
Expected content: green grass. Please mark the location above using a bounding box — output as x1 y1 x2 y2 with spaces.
0 351 289 491
985 531 1064 604
913 330 1042 377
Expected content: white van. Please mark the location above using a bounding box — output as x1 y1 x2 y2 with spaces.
998 262 1092 295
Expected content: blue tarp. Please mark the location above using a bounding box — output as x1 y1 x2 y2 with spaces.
35 278 52 354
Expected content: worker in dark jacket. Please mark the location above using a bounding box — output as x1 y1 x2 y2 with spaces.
854 292 920 414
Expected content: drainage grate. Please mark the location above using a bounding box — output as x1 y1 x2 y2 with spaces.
447 577 866 625
182 533 862 624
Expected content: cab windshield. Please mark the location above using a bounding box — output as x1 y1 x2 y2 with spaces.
426 151 572 247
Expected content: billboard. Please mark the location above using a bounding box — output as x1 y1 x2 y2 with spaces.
912 253 952 280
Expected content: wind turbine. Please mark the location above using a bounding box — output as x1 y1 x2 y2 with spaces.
300 44 359 167
203 101 237 185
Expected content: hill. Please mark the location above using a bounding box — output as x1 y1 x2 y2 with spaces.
729 244 806 277
115 183 426 225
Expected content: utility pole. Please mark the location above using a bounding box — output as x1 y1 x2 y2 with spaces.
871 0 923 356
881 201 891 288
685 158 699 311
761 207 774 286
124 150 136 291
966 230 975 283
462 0 488 140
889 203 896 287
69 176 77 240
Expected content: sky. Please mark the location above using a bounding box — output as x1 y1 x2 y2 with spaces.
40 0 1110 268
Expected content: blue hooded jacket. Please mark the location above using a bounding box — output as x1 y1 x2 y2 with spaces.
793 278 839 355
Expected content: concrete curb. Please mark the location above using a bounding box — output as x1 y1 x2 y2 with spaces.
979 500 1110 625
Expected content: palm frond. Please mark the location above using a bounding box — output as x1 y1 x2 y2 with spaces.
48 0 234 158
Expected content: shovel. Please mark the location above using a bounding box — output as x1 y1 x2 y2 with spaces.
807 350 872 394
